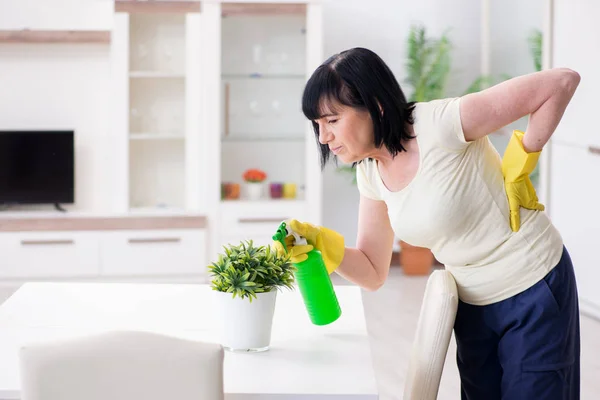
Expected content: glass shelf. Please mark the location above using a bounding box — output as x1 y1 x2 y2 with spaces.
130 133 185 140
130 71 185 78
221 135 305 142
222 73 305 80
220 198 306 205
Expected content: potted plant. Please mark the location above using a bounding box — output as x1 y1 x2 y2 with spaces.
242 168 267 200
208 240 295 352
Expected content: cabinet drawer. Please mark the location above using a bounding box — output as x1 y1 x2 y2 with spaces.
100 230 207 276
0 232 100 279
219 200 307 235
219 232 279 253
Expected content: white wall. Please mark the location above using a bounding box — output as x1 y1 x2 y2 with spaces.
0 0 114 212
0 0 546 229
0 0 112 31
320 0 546 246
487 0 545 153
0 44 112 212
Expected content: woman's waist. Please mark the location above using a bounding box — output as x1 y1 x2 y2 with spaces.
442 223 564 305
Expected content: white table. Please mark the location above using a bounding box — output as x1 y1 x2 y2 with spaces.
0 282 378 400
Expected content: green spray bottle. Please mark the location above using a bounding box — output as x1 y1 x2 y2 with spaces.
273 220 342 326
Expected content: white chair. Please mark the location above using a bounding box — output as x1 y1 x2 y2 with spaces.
403 270 459 400
19 330 224 400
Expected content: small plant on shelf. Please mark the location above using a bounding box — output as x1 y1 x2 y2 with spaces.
208 240 296 302
242 168 267 200
242 168 267 183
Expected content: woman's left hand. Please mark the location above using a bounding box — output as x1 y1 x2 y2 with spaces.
502 130 545 232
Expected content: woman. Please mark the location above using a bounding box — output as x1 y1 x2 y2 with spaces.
278 47 581 399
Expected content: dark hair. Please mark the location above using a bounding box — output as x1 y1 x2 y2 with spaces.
302 47 415 169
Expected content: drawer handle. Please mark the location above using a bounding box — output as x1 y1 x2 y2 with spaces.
20 239 74 246
588 146 600 155
238 218 287 224
128 238 181 244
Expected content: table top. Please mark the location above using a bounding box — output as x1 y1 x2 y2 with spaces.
0 282 378 399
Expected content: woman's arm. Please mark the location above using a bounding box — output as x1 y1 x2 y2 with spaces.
334 195 395 291
460 68 581 152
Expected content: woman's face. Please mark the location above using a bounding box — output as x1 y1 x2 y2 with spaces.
314 101 378 164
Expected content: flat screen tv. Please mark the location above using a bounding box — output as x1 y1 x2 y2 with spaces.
0 130 74 206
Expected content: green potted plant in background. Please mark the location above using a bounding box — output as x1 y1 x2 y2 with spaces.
208 240 295 352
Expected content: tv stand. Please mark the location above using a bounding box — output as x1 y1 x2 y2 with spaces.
54 203 67 213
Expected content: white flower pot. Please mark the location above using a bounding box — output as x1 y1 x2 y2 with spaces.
245 182 264 200
213 290 277 352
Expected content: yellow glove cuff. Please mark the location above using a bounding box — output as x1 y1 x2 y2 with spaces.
317 227 345 274
501 130 541 181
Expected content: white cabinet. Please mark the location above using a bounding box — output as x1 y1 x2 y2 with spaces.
110 7 204 213
0 232 100 279
100 229 206 276
549 143 600 315
0 216 208 282
203 1 324 259
217 200 307 251
550 0 600 317
108 1 325 263
552 0 600 148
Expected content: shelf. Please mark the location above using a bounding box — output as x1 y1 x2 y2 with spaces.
116 1 201 14
130 133 185 140
221 135 305 142
0 30 110 44
222 74 305 80
0 214 207 231
220 199 306 207
127 207 190 216
221 3 306 16
130 71 185 78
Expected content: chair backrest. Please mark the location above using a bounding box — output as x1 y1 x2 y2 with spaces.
403 270 458 400
19 330 224 400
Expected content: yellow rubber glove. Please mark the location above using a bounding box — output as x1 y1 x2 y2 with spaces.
286 219 345 274
501 130 545 232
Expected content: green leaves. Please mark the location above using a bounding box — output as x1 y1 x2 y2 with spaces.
335 164 357 184
528 29 543 72
406 24 452 102
208 240 296 302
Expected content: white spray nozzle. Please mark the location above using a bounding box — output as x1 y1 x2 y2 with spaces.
284 219 307 246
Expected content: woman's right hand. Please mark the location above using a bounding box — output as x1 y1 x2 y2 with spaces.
272 235 314 264
276 219 345 274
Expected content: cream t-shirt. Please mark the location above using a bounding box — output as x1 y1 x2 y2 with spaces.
356 97 564 306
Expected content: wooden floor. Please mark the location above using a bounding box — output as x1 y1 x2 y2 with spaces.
1 269 599 399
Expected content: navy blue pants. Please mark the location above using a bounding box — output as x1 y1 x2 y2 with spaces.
454 246 580 399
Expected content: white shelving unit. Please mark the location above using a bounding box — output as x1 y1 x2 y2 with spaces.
198 1 324 257
110 0 323 261
111 4 203 214
0 0 324 282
